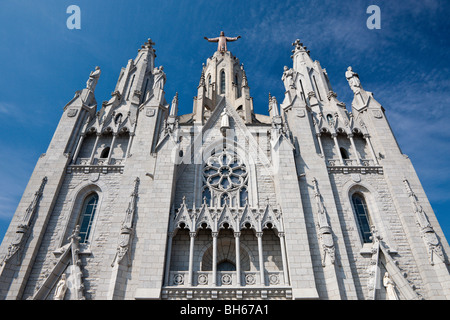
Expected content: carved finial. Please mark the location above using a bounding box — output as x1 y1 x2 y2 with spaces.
170 92 179 117
312 177 320 197
292 39 310 55
242 69 248 87
198 69 206 88
144 38 155 48
292 39 302 48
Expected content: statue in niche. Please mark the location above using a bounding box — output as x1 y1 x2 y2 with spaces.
345 66 361 93
54 274 68 300
383 272 399 300
204 31 241 53
220 109 230 135
281 66 296 91
86 66 101 92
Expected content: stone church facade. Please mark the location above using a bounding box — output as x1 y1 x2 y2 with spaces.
0 35 449 300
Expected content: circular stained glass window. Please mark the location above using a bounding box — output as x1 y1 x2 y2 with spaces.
203 150 247 192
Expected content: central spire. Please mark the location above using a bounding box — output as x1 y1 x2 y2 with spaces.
204 31 241 53
191 33 254 124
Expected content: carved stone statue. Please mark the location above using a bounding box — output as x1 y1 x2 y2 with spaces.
204 31 241 53
383 272 399 300
220 109 230 134
54 274 68 300
86 66 101 92
169 92 179 117
345 66 361 93
152 66 166 91
282 66 296 91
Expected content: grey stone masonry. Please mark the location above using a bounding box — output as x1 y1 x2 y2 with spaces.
0 38 448 300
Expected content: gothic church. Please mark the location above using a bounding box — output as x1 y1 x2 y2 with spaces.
0 34 449 300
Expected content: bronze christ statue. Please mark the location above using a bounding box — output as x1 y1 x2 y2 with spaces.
204 31 241 53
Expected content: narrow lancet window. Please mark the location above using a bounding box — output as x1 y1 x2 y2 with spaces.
78 193 99 243
351 193 372 243
220 70 226 94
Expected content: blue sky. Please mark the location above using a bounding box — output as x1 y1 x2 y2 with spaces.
0 0 449 243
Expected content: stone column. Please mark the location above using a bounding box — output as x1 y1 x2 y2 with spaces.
316 133 325 157
188 231 196 287
124 132 135 159
364 134 379 165
256 232 265 286
332 133 344 165
348 133 362 165
278 232 289 285
89 132 101 165
164 232 174 286
71 133 85 164
107 133 117 165
212 231 218 286
234 232 241 286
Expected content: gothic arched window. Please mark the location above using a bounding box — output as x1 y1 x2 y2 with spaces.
114 113 123 124
78 193 99 243
326 114 334 125
100 147 110 159
340 147 349 160
217 259 236 271
220 70 226 94
207 74 211 94
351 193 372 243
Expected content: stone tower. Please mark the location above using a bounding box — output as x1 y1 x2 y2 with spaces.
0 35 448 300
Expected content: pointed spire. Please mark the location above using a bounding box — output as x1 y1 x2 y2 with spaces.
198 68 206 88
241 68 248 87
170 92 179 117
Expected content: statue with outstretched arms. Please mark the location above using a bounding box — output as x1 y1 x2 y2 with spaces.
204 31 241 53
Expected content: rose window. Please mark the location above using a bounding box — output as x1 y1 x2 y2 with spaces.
203 150 248 206
204 151 247 191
